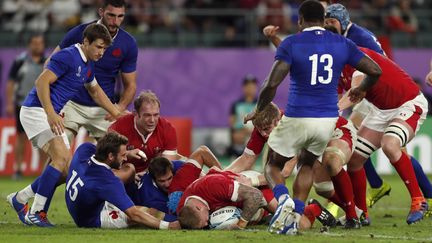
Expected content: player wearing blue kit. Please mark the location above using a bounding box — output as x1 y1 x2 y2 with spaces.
244 0 382 235
325 3 432 211
50 0 137 142
7 24 122 227
65 132 179 229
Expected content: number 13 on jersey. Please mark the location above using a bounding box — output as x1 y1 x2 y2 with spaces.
309 54 334 85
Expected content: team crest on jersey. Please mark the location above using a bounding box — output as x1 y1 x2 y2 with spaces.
316 30 323 35
112 48 122 57
76 66 81 77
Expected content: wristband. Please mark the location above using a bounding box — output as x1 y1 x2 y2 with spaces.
237 217 249 229
159 220 169 230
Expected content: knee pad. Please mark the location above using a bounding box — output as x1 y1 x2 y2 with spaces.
384 122 410 147
355 137 377 159
324 146 347 164
313 181 334 193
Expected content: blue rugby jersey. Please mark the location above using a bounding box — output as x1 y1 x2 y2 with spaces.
275 26 364 118
59 21 137 106
65 143 134 228
23 45 96 113
345 23 384 55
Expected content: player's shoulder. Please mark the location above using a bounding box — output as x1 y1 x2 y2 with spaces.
158 117 175 128
75 142 97 155
118 28 137 43
113 113 134 126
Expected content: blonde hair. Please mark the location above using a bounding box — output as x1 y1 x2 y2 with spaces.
178 205 202 229
133 90 161 111
253 102 280 128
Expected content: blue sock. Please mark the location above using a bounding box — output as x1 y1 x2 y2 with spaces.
31 177 40 192
411 157 432 198
364 158 383 188
293 198 305 214
33 165 62 213
273 184 289 202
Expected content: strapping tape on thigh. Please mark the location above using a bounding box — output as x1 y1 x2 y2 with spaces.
384 122 409 147
355 137 377 158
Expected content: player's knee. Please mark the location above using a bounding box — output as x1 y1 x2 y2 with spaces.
51 151 71 172
381 139 401 160
313 181 334 199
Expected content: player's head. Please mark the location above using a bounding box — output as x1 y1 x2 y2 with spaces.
253 102 280 138
325 3 350 34
82 23 112 61
99 0 126 36
178 198 209 229
148 157 174 193
27 33 45 57
95 132 129 169
134 90 161 134
298 0 325 29
242 74 258 100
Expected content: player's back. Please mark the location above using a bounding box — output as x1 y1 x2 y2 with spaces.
276 27 364 118
65 143 126 227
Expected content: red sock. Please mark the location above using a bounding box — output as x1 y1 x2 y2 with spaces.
348 168 368 215
304 204 321 225
328 192 345 208
392 152 422 198
331 169 357 219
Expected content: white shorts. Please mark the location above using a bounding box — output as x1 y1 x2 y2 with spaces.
352 99 371 118
19 106 70 149
62 101 112 138
100 202 129 229
362 93 428 133
267 116 338 158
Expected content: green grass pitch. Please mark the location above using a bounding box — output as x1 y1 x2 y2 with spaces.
1 175 431 243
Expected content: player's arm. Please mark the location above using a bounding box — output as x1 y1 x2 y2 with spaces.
338 71 364 111
234 184 266 229
124 206 180 229
35 69 64 135
189 145 222 169
263 25 282 48
117 71 137 111
112 163 136 184
225 153 259 173
5 79 15 117
426 59 432 86
256 60 290 112
86 82 122 121
348 56 382 103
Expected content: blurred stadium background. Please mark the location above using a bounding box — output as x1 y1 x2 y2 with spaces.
0 0 432 177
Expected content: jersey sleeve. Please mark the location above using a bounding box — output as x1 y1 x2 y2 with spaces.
59 25 85 49
162 122 178 155
245 128 266 155
120 37 138 73
85 62 96 84
8 57 24 81
209 176 240 202
46 51 72 78
275 38 293 65
100 178 135 212
345 38 365 68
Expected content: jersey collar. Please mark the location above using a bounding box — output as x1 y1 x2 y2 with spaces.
302 26 325 32
185 196 210 210
75 44 88 63
134 116 154 143
343 22 353 37
97 19 119 40
90 155 111 170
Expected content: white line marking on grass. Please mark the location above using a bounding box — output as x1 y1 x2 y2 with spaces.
312 232 432 241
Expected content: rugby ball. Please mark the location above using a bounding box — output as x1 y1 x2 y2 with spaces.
209 206 242 229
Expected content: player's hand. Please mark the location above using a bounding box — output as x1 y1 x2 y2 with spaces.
426 71 432 86
127 149 147 161
263 25 280 38
47 112 64 135
168 221 181 230
135 171 145 185
229 174 252 187
105 104 130 121
244 110 257 124
347 87 366 104
5 102 14 117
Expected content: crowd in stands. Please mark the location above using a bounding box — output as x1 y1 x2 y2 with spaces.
0 0 431 47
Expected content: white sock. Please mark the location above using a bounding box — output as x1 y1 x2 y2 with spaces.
16 185 35 204
30 193 47 214
278 194 289 203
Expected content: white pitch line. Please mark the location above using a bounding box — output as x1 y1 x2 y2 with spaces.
312 231 432 241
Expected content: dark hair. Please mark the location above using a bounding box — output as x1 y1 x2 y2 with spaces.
242 74 258 86
134 90 161 112
148 157 174 180
94 132 128 161
103 0 126 8
83 23 112 46
299 0 325 23
27 33 45 44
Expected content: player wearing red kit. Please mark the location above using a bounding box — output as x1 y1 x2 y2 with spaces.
109 90 178 173
339 47 428 224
